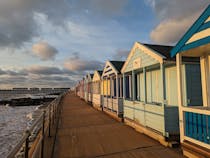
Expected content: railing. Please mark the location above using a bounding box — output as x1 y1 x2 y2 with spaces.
184 111 210 144
7 92 66 158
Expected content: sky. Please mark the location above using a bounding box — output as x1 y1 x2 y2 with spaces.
0 0 209 89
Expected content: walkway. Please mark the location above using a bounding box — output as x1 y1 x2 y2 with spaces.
53 93 184 158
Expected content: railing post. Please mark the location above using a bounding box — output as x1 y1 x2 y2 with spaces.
41 111 46 158
24 130 30 158
48 105 51 137
52 103 55 125
55 102 57 120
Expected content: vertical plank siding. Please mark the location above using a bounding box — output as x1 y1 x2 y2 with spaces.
124 48 159 73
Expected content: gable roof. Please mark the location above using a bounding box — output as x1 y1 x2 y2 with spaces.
102 60 125 77
142 43 174 60
97 70 103 76
121 42 173 73
85 73 93 81
110 61 125 72
171 5 210 57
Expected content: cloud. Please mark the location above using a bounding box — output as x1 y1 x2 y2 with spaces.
26 66 64 75
148 0 209 44
113 49 129 60
0 76 27 84
0 66 79 88
150 13 200 44
0 75 74 89
0 0 70 48
0 0 130 48
64 52 104 71
0 69 27 76
0 69 7 75
32 41 58 60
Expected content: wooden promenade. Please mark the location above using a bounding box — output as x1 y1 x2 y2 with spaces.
52 92 184 158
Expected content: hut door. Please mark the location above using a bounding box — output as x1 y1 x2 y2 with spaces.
185 65 203 106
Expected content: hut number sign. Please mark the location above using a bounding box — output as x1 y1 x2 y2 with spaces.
133 57 141 69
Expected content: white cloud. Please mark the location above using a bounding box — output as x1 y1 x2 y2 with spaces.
150 13 200 44
32 41 58 60
149 0 209 44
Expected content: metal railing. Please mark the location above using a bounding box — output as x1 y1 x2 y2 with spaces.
7 92 66 158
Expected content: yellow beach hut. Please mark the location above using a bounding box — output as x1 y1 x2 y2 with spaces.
92 70 103 110
101 61 124 119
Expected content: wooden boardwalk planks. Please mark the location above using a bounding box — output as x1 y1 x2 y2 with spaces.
52 92 184 158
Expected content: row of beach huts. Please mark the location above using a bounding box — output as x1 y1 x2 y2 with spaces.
74 5 210 158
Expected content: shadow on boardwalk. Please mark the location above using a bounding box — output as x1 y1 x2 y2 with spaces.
52 93 184 158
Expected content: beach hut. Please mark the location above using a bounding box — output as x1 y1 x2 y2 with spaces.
170 5 210 158
121 42 202 146
80 78 85 100
102 61 124 119
75 82 80 96
86 73 93 103
84 75 89 102
92 70 103 110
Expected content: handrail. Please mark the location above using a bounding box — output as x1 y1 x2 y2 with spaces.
182 106 210 115
7 92 66 158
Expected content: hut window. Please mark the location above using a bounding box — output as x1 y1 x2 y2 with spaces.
118 78 121 97
136 73 144 101
118 77 123 98
94 81 100 94
146 70 162 104
108 79 111 97
165 66 178 106
113 78 117 97
134 73 138 100
125 75 132 99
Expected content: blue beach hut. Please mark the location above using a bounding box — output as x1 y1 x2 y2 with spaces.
171 5 210 158
121 42 202 146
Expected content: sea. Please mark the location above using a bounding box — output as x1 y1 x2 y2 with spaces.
0 105 36 158
0 93 44 158
0 89 63 157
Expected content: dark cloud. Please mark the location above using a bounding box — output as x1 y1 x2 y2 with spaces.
148 0 209 44
113 49 129 60
0 76 27 84
6 70 28 76
0 69 27 76
0 0 129 48
0 66 81 88
0 69 6 75
64 52 104 71
26 66 64 75
0 75 74 88
0 0 70 48
38 76 72 82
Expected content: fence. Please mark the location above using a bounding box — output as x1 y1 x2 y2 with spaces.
7 92 66 158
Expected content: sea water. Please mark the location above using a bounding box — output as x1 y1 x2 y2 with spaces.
0 105 36 157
